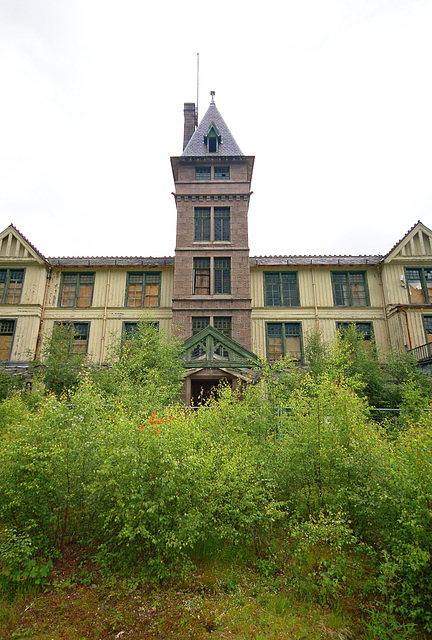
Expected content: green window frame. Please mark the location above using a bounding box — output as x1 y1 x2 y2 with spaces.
195 167 211 180
264 272 299 307
192 317 210 335
59 272 95 308
266 322 302 363
214 166 230 180
336 322 373 340
193 258 210 295
194 208 211 242
54 321 90 355
406 268 432 304
214 207 230 242
0 269 25 304
126 272 161 307
0 319 15 360
214 258 231 294
423 316 432 343
214 316 232 337
331 272 369 307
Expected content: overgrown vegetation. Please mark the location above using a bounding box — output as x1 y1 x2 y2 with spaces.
1 324 432 638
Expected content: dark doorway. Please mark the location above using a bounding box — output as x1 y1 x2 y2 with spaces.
190 377 232 405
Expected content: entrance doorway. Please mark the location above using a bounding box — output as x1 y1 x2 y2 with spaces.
190 377 232 405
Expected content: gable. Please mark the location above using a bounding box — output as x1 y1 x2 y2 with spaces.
0 225 47 264
183 326 257 369
384 222 432 262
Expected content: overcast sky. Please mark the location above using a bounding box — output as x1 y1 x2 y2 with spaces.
1 0 431 258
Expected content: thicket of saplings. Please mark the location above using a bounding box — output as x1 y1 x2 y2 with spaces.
1 323 432 637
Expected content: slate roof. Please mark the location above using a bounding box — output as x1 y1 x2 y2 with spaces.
250 255 382 266
48 257 175 267
182 100 243 157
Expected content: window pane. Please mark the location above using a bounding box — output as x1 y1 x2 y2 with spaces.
264 273 281 306
214 166 230 179
71 323 89 354
61 284 77 307
281 273 299 306
0 335 13 360
406 269 425 303
127 283 143 307
144 283 159 307
77 284 93 307
194 208 211 241
332 273 348 306
192 317 210 334
214 208 230 242
214 316 232 337
195 167 211 180
349 273 367 307
0 319 14 360
214 258 231 294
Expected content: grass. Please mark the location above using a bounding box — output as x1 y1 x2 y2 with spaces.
1 546 430 640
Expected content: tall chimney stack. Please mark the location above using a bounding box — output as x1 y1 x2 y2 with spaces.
183 103 196 150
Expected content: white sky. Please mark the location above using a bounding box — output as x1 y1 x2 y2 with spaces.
0 0 431 258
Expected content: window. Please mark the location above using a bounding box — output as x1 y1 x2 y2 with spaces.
126 272 161 307
193 258 210 295
55 322 90 355
0 319 15 360
337 322 373 340
194 208 211 242
264 272 299 307
214 166 230 180
195 167 211 180
332 272 368 307
192 317 210 334
266 322 302 362
204 123 221 153
0 269 24 304
214 208 230 242
406 268 432 304
122 321 159 341
424 317 432 343
214 316 232 337
214 258 231 294
59 273 94 308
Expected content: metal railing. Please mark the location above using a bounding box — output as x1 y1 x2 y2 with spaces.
407 342 432 364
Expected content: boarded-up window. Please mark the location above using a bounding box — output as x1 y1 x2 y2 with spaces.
0 269 24 304
267 322 302 362
59 273 95 308
0 319 15 360
126 273 161 307
193 258 210 295
406 268 432 304
55 322 90 355
332 272 368 307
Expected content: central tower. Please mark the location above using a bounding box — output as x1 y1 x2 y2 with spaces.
171 95 254 350
170 94 255 401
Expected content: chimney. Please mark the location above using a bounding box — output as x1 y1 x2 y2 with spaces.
183 103 196 150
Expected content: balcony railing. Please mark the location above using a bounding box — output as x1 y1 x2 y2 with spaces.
407 342 432 364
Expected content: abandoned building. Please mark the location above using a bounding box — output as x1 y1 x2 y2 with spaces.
1 95 432 402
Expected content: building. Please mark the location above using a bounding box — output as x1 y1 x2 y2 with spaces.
1 95 432 401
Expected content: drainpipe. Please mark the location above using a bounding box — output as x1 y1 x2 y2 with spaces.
311 268 320 331
35 265 52 359
377 263 391 348
99 269 111 365
400 306 412 350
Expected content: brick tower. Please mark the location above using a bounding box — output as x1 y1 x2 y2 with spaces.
170 93 255 401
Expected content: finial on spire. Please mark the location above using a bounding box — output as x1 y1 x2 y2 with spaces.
210 90 215 103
